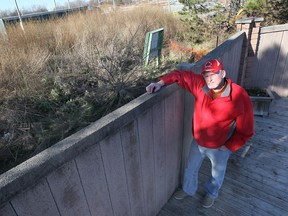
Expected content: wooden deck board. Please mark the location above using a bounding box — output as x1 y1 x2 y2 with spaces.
157 98 288 216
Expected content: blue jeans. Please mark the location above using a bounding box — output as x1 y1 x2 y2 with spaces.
182 141 231 199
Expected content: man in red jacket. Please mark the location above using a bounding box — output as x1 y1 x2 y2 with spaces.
146 59 254 208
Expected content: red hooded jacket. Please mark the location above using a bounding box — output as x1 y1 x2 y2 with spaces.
160 70 254 152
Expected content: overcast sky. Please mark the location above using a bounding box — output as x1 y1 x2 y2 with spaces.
0 0 88 12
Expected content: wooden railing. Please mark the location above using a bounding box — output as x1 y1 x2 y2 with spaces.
0 31 245 216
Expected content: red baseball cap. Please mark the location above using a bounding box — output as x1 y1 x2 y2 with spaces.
201 59 224 74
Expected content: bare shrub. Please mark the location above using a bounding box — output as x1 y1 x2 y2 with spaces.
0 6 184 174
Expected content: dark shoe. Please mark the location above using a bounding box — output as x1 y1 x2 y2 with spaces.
174 190 188 200
202 194 215 208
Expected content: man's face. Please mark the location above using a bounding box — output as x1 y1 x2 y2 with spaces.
203 70 225 90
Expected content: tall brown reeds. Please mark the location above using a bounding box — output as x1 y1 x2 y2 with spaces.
0 6 185 174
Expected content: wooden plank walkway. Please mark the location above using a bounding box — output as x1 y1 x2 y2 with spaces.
157 98 288 216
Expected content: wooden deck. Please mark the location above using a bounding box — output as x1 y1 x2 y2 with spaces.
157 98 288 216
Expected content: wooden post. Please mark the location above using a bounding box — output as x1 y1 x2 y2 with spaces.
54 0 57 10
14 0 25 33
67 0 71 9
216 35 219 47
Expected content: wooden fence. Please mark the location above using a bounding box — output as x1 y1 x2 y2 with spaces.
252 23 288 97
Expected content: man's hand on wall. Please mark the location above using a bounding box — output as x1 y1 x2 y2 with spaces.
146 81 164 94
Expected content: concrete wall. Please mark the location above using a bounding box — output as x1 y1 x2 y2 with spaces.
0 31 245 216
0 84 185 216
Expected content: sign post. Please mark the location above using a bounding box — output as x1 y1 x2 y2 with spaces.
143 28 164 67
14 0 25 32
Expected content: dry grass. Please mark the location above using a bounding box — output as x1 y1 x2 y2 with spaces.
0 6 185 174
0 6 182 97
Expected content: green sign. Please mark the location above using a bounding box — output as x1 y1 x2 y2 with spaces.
143 28 164 67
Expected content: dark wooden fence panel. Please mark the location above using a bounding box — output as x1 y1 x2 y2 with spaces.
100 132 131 216
0 203 17 216
181 90 194 183
253 31 283 88
121 121 146 216
46 160 91 216
270 30 288 96
222 35 244 83
138 110 157 216
152 100 168 214
164 90 185 198
11 179 59 216
75 144 113 216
